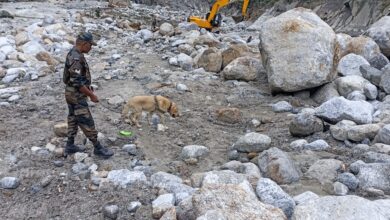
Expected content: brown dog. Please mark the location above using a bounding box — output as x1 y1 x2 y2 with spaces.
122 95 179 127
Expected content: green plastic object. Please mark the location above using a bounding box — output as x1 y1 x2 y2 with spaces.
119 130 132 137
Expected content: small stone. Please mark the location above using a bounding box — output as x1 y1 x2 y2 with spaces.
157 124 168 131
122 144 138 155
176 83 189 91
54 122 67 137
54 148 64 157
0 177 20 189
53 160 64 167
272 101 293 112
40 175 54 187
45 143 56 152
127 201 142 212
103 204 119 219
31 146 42 152
74 152 88 163
333 181 349 196
251 119 261 127
8 95 20 102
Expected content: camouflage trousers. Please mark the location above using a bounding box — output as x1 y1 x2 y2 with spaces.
67 99 98 145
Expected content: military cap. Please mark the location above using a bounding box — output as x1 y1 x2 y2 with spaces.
77 32 97 46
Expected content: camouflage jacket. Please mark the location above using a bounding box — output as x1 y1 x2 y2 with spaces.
63 47 91 104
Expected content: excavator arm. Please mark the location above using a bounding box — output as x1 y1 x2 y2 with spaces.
188 0 250 30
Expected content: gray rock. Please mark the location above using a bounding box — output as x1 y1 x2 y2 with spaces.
2 68 26 84
159 23 174 36
315 97 374 124
351 145 369 158
337 53 370 76
272 101 292 113
127 201 142 213
0 177 20 189
258 147 301 184
232 132 271 153
312 82 340 104
152 194 175 219
107 95 124 106
151 172 195 204
336 172 359 190
227 150 239 160
107 169 147 188
122 144 138 155
368 53 389 70
375 124 390 144
362 151 390 163
349 160 366 174
360 64 383 86
192 184 286 220
305 159 343 185
103 204 119 220
333 182 349 196
180 145 209 160
293 191 319 205
176 53 194 71
356 163 390 193
304 139 330 151
176 83 189 91
259 8 335 92
194 47 222 73
335 75 369 97
372 199 390 219
330 120 356 141
222 56 262 81
379 64 390 94
71 162 88 175
363 82 378 100
21 41 46 56
367 16 390 57
292 195 389 220
347 91 366 101
347 124 381 142
196 210 226 220
256 178 295 218
371 143 390 154
289 139 308 151
201 170 254 196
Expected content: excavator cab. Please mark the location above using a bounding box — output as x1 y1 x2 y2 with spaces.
188 0 249 30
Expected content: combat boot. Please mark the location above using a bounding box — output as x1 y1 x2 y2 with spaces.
65 139 85 154
94 142 114 158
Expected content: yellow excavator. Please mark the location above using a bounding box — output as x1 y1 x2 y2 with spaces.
188 0 250 30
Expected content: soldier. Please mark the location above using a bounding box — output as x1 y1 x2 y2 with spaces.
63 32 114 158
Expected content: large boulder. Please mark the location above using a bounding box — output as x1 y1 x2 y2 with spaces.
194 48 222 73
256 178 295 218
312 82 340 104
314 97 374 124
289 110 323 137
337 53 369 76
304 159 343 185
258 147 302 184
355 163 390 193
222 56 262 81
192 184 286 220
292 195 389 220
221 43 250 68
159 22 175 36
347 36 382 61
367 16 390 57
335 75 365 97
232 132 271 153
259 8 336 92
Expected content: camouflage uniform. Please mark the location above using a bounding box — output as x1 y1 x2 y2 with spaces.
64 47 98 146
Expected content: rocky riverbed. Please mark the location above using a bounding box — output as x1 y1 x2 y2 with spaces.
0 1 390 219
